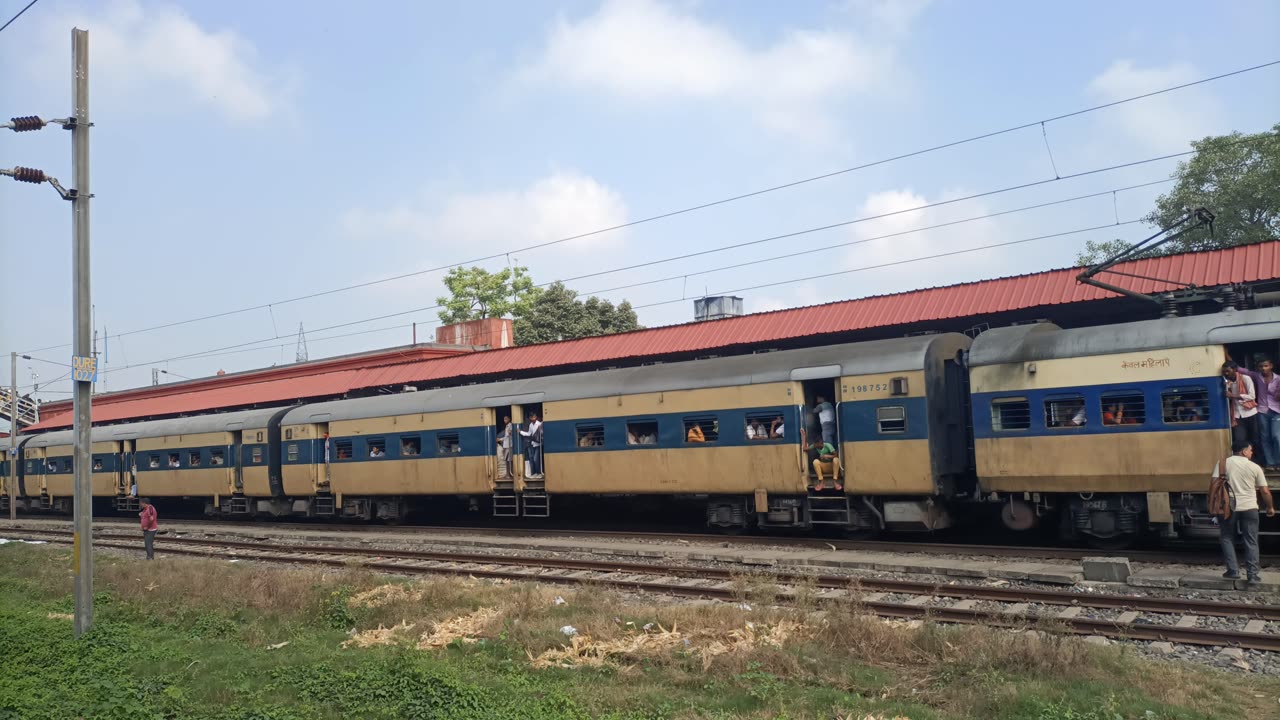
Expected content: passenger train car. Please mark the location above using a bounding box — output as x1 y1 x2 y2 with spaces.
2 307 1277 544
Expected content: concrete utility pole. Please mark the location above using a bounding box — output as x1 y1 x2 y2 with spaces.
70 28 94 639
8 351 16 522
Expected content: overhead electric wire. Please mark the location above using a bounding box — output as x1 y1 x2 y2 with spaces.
19 59 1280 356
0 0 39 34
81 145 1208 378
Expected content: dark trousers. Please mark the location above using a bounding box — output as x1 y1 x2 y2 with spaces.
1219 509 1260 578
528 445 543 475
143 530 156 560
1234 414 1263 465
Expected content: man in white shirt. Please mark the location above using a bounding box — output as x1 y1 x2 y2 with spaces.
496 415 513 478
519 413 544 478
1224 362 1261 464
815 396 836 445
746 418 766 440
1217 440 1275 583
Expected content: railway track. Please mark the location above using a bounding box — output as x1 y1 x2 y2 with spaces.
8 527 1280 652
1 515 1240 566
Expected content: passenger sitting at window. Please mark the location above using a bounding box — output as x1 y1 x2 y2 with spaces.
92 459 103 471
401 441 418 456
1067 403 1086 426
369 446 385 458
627 430 638 445
640 432 656 445
47 461 57 471
1177 400 1206 423
805 438 842 492
1102 403 1136 425
149 458 160 469
686 424 706 443
746 418 766 440
168 455 180 468
770 416 784 438
337 446 351 459
211 454 225 466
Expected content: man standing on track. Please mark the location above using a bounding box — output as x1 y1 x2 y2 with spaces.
1215 441 1274 585
139 498 158 561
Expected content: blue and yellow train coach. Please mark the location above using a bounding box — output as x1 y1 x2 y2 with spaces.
253 334 974 534
968 308 1279 544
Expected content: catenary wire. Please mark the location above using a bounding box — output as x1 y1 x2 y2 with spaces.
19 60 1280 355
0 0 39 34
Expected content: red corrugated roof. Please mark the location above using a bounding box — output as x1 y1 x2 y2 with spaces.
27 241 1280 431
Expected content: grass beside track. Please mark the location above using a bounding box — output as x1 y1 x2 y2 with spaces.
0 543 1277 719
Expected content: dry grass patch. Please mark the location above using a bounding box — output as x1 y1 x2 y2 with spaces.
342 621 416 648
417 606 502 648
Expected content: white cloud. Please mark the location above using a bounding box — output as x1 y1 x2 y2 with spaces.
29 0 288 123
342 171 628 254
519 0 912 137
1087 60 1219 151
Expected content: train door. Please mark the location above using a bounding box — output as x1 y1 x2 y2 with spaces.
492 406 515 484
231 430 245 494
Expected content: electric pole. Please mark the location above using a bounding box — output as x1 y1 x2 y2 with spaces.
8 352 16 522
70 27 94 639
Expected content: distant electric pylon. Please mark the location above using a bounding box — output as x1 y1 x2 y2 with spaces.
295 322 309 363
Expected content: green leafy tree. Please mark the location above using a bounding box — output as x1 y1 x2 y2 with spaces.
436 265 540 324
1077 124 1279 265
514 282 641 346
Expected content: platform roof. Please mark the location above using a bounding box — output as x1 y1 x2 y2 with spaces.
25 241 1280 431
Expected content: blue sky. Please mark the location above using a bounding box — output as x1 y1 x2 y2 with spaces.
2 0 1278 402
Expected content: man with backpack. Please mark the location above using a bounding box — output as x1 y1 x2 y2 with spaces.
1212 440 1275 584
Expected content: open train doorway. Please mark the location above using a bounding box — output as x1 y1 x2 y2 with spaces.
520 402 545 480
493 406 516 483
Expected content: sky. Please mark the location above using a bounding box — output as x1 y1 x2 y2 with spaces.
2 0 1278 404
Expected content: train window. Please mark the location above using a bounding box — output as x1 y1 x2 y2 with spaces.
1044 395 1087 428
991 398 1031 431
334 439 353 460
148 455 161 469
626 420 658 445
285 428 293 440
189 450 203 467
257 431 264 443
168 453 181 468
1162 386 1210 424
437 432 462 455
92 457 103 471
876 406 907 434
287 444 299 462
889 377 909 397
400 435 421 456
251 447 264 464
1101 391 1145 426
367 437 387 458
745 412 783 441
575 423 605 448
210 449 226 466
683 416 719 443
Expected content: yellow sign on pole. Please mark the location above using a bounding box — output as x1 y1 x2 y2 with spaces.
72 355 97 383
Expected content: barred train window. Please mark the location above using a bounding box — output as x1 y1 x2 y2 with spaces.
334 439 353 460
1101 391 1145 426
400 435 421 456
991 398 1030 431
210 449 226 466
683 415 719 443
1044 395 1087 428
189 450 203 467
251 447 264 464
367 437 387 457
575 423 605 448
287 443 299 462
745 412 782 441
148 455 161 469
437 432 461 455
626 420 658 445
876 406 907 434
1162 386 1210 424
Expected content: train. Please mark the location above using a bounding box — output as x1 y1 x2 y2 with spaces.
2 306 1277 546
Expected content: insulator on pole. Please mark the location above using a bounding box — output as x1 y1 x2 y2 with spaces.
9 116 46 132
12 166 48 184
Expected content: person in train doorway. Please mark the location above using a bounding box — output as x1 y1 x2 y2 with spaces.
496 415 514 479
139 498 159 561
1238 358 1280 470
805 436 842 492
1212 440 1275 584
520 413 544 479
814 395 836 446
1223 362 1261 466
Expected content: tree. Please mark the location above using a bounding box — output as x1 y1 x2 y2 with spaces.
436 265 539 324
1076 124 1279 266
514 282 642 346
